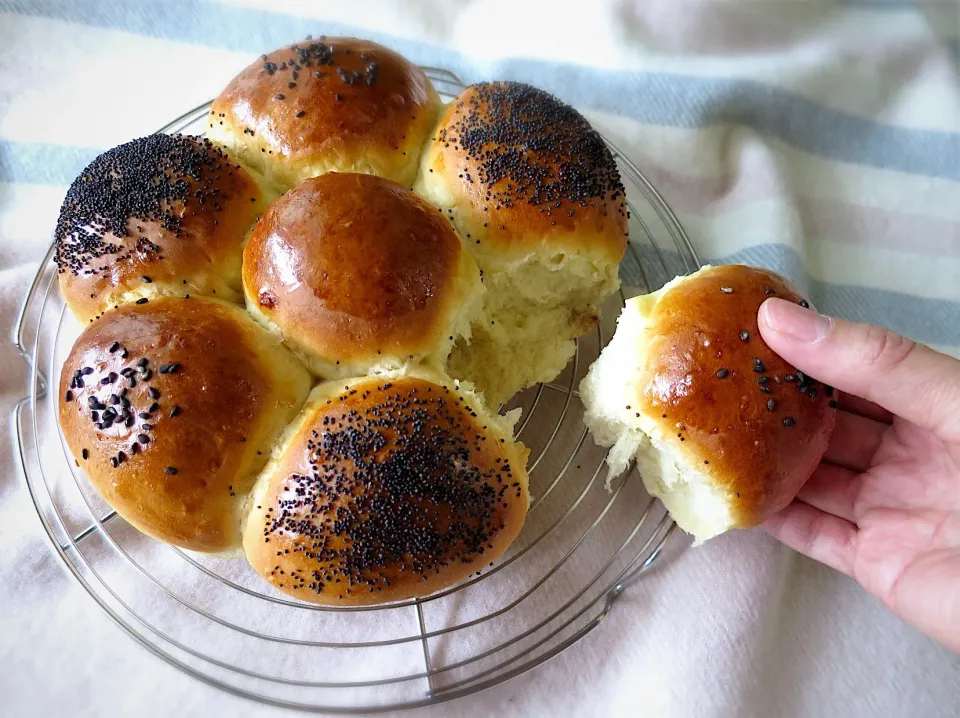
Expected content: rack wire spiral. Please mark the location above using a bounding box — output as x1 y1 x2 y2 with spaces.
12 67 701 712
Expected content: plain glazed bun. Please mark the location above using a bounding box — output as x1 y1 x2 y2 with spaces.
580 265 838 543
207 37 441 193
242 172 483 378
414 81 628 406
59 296 311 553
243 369 530 605
54 134 273 324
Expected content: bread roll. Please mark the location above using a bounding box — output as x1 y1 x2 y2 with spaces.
580 265 838 543
207 36 441 193
54 134 272 324
414 81 628 406
242 172 483 378
243 369 530 605
59 296 311 553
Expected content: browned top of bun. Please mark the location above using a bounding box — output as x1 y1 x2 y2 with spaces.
59 296 309 552
421 81 628 262
55 134 268 323
638 265 838 527
210 37 437 179
243 376 529 605
243 172 470 365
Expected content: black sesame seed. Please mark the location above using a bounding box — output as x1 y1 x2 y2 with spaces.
799 299 810 308
65 390 74 402
109 341 120 353
716 369 729 379
784 374 796 382
783 417 796 428
170 405 182 418
110 457 118 468
164 466 178 475
275 93 285 100
759 385 772 394
137 434 150 444
295 110 305 118
753 359 766 373
141 275 152 283
767 399 776 411
739 330 750 342
137 358 148 368
135 298 148 305
758 376 769 385
81 448 89 460
148 387 160 399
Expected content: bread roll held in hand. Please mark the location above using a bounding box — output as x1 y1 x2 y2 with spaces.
59 296 311 553
580 265 838 543
55 134 272 324
242 172 483 378
414 81 628 406
244 368 530 605
208 36 441 193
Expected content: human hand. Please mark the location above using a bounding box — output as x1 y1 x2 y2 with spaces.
757 298 960 653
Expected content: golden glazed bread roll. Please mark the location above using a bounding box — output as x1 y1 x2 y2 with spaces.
54 134 273 324
580 265 838 543
414 81 628 406
244 369 530 605
242 172 483 378
207 36 441 193
59 296 311 553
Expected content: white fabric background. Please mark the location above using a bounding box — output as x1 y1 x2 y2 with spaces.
2 1 960 716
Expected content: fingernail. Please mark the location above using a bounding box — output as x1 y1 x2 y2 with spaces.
760 298 832 343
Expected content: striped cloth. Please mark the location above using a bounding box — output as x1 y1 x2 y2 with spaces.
2 1 958 716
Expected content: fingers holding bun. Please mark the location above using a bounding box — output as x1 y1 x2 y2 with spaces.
54 134 272 324
580 265 838 543
243 369 530 605
242 172 483 378
59 296 312 553
208 36 441 193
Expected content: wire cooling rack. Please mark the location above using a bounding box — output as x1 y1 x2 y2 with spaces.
12 67 701 713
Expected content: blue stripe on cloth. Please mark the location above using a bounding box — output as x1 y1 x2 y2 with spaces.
622 243 960 346
2 0 960 180
0 141 99 186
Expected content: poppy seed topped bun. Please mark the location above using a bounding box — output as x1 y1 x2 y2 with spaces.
207 36 441 193
244 368 529 604
59 296 311 553
54 134 272 324
580 265 838 543
415 81 628 405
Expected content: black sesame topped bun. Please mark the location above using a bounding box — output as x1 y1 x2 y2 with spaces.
580 265 839 544
243 368 530 605
207 36 441 193
59 296 311 553
54 134 273 325
414 81 629 406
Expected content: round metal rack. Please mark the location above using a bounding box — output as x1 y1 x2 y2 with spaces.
12 67 701 712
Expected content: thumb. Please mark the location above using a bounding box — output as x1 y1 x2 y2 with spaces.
758 298 960 438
